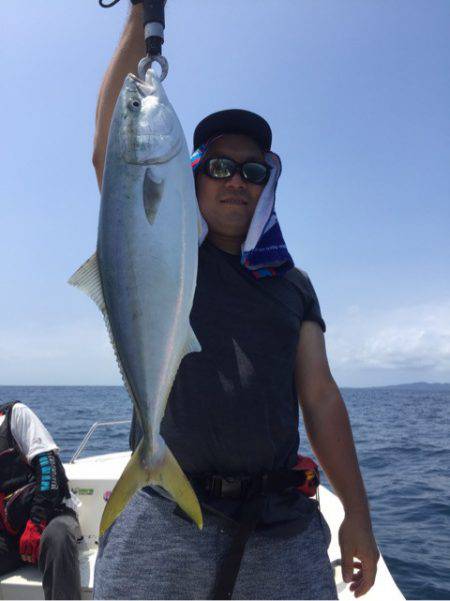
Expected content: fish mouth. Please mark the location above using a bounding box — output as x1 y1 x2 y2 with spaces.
126 73 154 97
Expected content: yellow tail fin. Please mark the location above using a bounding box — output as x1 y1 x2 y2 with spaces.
151 445 203 531
99 440 203 536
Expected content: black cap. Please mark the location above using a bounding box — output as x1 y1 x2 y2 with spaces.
193 109 272 152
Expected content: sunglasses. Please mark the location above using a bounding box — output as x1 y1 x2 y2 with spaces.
201 157 270 185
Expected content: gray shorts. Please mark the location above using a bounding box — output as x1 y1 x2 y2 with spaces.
94 490 338 600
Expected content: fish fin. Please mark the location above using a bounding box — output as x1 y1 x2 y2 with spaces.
99 439 149 536
68 253 140 416
100 439 203 536
68 252 105 312
151 444 203 530
143 167 164 225
183 326 202 356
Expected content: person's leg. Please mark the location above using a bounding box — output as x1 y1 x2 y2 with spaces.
94 490 222 600
38 513 82 600
0 530 23 576
233 509 338 600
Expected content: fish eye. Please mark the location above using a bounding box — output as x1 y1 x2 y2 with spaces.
128 99 141 111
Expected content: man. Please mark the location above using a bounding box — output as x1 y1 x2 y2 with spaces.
0 401 82 599
92 3 379 599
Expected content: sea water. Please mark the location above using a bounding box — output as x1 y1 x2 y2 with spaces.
0 385 448 600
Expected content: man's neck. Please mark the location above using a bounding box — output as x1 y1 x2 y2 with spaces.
206 232 243 255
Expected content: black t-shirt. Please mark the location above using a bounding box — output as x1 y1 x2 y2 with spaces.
135 238 326 531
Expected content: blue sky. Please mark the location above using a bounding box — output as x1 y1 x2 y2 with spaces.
1 0 449 387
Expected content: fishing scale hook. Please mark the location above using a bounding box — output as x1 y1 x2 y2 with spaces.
99 0 169 82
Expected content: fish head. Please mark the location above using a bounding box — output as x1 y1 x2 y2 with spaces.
118 71 183 165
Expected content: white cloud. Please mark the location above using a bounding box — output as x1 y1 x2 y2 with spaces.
326 301 450 383
2 302 450 387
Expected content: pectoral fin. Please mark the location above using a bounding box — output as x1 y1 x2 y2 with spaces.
143 167 164 224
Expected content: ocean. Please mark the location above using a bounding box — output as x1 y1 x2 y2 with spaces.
0 385 448 600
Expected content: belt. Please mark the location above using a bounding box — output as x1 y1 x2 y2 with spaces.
191 475 260 500
190 470 306 501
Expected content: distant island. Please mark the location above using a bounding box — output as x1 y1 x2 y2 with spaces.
342 382 450 391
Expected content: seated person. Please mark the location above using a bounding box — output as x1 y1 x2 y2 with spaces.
0 400 81 600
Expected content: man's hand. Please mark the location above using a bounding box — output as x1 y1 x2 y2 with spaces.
339 513 380 597
19 519 46 564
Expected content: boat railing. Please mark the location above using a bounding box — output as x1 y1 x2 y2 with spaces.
69 419 132 463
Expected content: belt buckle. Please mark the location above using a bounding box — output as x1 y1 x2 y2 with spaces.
221 478 242 499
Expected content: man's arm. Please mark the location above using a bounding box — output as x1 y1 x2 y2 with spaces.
294 321 379 598
92 3 145 189
10 404 71 563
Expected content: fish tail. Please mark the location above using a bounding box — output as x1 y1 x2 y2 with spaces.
150 443 203 530
99 439 149 536
99 440 203 536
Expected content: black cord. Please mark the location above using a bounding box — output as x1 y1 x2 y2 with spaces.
99 0 122 7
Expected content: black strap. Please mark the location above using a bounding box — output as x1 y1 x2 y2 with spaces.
211 495 266 600
208 471 305 600
99 0 121 7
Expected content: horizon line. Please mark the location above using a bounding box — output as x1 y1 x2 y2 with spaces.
1 381 449 390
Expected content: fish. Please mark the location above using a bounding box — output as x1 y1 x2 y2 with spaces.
69 68 203 535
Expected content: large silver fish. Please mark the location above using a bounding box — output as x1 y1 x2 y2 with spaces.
69 69 203 535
